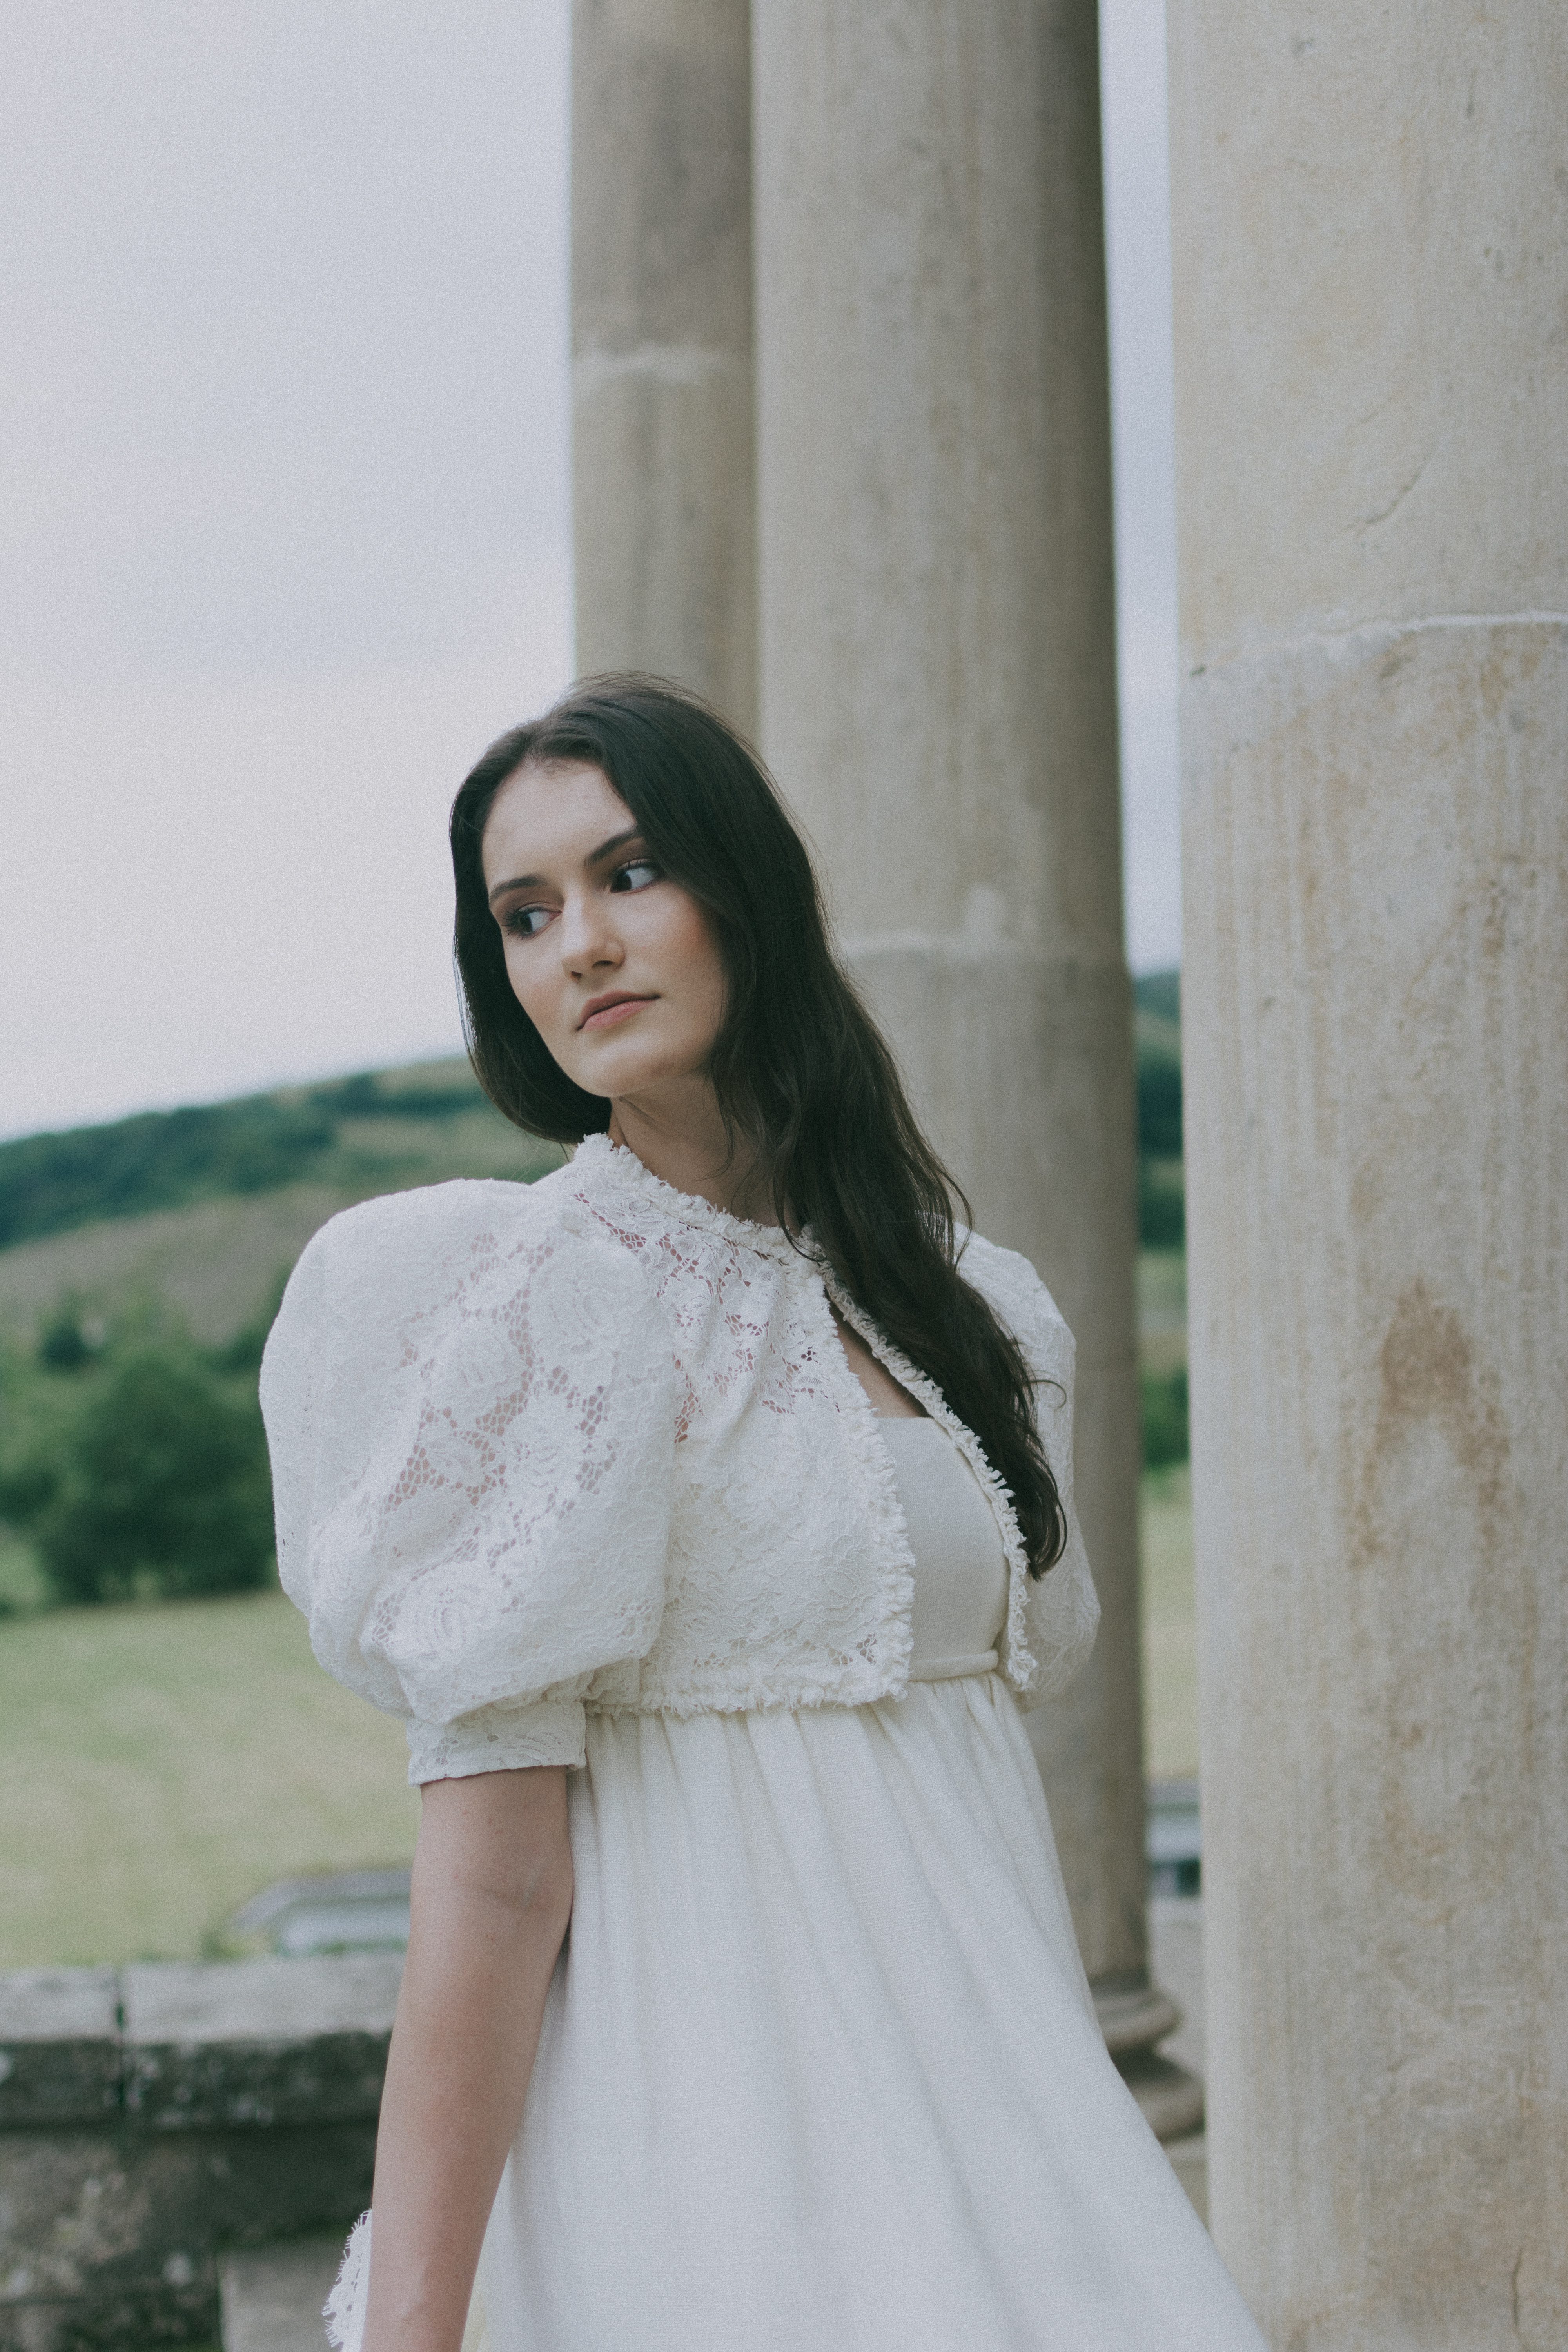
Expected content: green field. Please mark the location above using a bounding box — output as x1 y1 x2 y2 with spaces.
0 1586 417 1967
1141 1466 1197 1781
0 1471 1197 1968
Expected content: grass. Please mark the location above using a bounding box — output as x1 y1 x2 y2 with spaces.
0 1585 417 1968
1141 1464 1197 1780
1136 1247 1189 1378
1136 1247 1196 1779
0 1527 48 1614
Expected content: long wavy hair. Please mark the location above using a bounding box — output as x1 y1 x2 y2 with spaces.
449 674 1065 1575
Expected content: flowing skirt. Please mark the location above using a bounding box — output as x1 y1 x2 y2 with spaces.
477 1677 1265 2350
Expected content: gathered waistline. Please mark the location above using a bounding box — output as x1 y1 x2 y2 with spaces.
907 1650 1002 1684
581 1660 1007 1724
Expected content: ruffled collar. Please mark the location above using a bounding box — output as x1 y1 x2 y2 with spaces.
570 1131 806 1263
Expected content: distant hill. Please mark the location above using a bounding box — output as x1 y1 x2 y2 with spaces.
0 1060 560 1253
0 1060 561 1347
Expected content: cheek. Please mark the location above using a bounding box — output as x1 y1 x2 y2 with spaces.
502 936 558 1026
667 901 728 1025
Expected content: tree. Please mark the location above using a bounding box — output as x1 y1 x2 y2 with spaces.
31 1340 274 1605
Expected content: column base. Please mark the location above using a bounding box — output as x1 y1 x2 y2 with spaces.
1094 1980 1206 2142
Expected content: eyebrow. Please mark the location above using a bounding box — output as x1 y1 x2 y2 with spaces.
486 827 644 907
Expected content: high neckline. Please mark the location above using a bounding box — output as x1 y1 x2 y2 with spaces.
571 1131 806 1262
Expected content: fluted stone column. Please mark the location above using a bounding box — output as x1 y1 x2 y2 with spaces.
1170 3 1568 2338
571 0 756 731
753 0 1181 2103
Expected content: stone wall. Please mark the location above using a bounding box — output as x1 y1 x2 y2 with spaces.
0 1956 397 2352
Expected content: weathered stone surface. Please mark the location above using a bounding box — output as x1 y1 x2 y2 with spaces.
0 2127 372 2295
572 0 756 732
0 1973 120 2130
1170 4 1568 2339
220 2241 341 2352
1114 2049 1205 2146
1163 2132 1208 2228
0 2279 217 2352
1148 1896 1205 2082
0 1956 385 2351
122 1958 399 2132
121 1959 400 2051
752 0 1147 2004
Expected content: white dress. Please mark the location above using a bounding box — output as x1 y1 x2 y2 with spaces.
473 1419 1264 2352
262 1143 1266 2350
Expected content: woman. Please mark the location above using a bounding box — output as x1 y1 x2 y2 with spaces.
261 676 1265 2352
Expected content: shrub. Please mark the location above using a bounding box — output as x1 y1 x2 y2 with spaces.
1138 1158 1186 1250
1136 1045 1183 1162
30 1341 274 1605
208 1269 290 1376
1141 1365 1189 1469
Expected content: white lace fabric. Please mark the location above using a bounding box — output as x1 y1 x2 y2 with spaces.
260 1133 1099 1781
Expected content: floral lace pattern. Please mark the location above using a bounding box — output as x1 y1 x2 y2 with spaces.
261 1134 1098 1778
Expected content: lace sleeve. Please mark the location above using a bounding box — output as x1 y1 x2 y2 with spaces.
261 1183 678 1771
956 1233 1101 1704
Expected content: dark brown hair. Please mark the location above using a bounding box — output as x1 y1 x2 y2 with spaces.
449 674 1065 1575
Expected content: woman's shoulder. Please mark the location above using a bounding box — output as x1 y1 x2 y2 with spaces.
295 1161 595 1275
274 1161 656 1340
956 1229 1074 1371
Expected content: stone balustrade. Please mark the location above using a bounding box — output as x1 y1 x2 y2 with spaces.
0 1954 397 2352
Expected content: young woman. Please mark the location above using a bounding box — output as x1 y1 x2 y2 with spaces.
261 677 1265 2352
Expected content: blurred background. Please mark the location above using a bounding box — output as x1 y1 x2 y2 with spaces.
0 0 1189 1972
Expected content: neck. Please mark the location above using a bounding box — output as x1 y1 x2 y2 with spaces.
605 1081 779 1226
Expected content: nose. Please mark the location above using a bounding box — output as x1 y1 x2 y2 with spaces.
556 887 623 980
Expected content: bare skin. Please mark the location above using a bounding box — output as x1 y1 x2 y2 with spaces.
363 757 921 2352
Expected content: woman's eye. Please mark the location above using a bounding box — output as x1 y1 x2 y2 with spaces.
610 858 661 894
506 904 553 938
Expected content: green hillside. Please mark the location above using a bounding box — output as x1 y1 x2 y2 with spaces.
0 1058 558 1248
0 1060 561 1348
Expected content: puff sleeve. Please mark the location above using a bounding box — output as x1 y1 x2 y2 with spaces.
957 1233 1101 1705
260 1181 678 1780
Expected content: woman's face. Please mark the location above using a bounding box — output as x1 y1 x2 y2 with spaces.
481 759 728 1108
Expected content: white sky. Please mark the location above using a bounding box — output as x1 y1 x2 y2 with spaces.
0 0 1178 1143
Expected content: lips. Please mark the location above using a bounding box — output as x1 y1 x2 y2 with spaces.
578 992 656 1031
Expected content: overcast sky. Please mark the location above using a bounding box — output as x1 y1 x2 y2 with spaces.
0 0 1178 1143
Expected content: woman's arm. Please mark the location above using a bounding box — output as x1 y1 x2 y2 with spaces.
362 1765 573 2352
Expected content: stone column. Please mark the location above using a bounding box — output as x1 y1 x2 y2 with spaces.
1169 3 1568 2339
753 0 1186 2114
571 0 756 731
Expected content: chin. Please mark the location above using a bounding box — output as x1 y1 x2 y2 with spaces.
572 1042 707 1099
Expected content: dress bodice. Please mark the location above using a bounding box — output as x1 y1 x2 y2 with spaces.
879 1419 1008 1682
261 1134 1099 1781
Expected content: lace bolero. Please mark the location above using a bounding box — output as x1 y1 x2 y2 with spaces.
260 1133 1099 1780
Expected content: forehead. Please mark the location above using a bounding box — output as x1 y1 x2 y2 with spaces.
481 759 633 879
